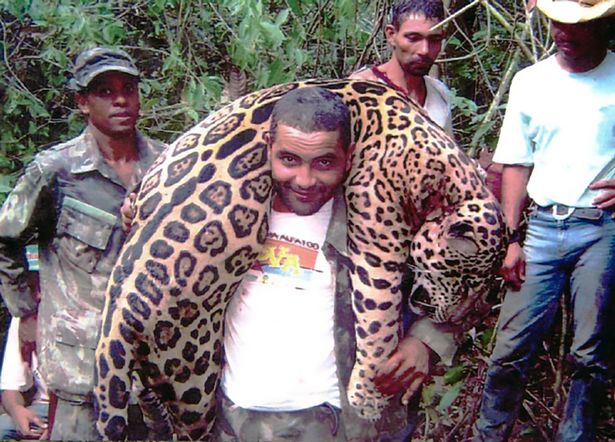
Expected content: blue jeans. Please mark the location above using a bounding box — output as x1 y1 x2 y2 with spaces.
474 208 615 442
0 402 48 440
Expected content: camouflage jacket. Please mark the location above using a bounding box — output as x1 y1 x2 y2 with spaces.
323 193 458 440
0 127 165 402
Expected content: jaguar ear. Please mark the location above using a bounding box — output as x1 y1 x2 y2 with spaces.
446 221 479 255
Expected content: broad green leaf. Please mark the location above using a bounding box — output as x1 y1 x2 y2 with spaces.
286 0 302 17
443 365 466 385
0 175 16 193
421 382 437 406
479 327 495 349
101 22 126 44
186 108 199 122
266 59 290 85
140 81 152 96
260 21 285 47
275 8 289 27
436 381 463 413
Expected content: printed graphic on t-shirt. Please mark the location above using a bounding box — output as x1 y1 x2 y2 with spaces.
250 232 325 288
222 200 340 410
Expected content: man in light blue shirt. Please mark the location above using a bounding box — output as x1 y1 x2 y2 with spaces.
473 1 615 441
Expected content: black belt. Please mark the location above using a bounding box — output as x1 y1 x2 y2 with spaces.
535 204 603 220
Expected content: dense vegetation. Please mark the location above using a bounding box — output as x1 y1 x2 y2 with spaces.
1 0 613 440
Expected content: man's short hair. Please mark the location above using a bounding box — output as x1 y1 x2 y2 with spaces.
389 0 445 29
269 87 351 150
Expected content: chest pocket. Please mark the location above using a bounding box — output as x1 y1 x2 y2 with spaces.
56 196 117 273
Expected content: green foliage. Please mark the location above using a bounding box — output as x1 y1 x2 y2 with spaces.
2 0 612 184
422 364 467 417
442 0 529 153
1 0 555 193
0 0 385 197
443 364 466 385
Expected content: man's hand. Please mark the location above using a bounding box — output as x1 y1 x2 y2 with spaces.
374 336 431 405
499 242 525 291
121 192 137 233
14 405 48 439
2 390 48 440
590 179 615 217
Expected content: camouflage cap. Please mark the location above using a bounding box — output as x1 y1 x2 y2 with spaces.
70 47 140 90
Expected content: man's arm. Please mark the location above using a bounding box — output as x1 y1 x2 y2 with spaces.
1 317 47 439
1 390 47 439
499 165 531 291
0 160 50 317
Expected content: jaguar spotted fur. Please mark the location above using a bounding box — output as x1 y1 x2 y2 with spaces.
94 79 506 440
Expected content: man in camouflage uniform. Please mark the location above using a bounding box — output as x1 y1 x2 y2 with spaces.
0 47 165 440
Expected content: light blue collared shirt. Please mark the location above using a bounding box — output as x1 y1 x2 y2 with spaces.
494 52 615 208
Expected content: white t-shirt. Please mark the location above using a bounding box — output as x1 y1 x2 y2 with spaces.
493 52 615 207
222 200 340 411
424 76 454 137
350 67 454 137
0 317 49 403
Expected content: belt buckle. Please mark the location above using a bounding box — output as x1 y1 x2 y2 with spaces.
552 204 574 220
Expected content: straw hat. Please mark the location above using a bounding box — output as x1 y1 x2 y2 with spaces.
535 0 615 23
